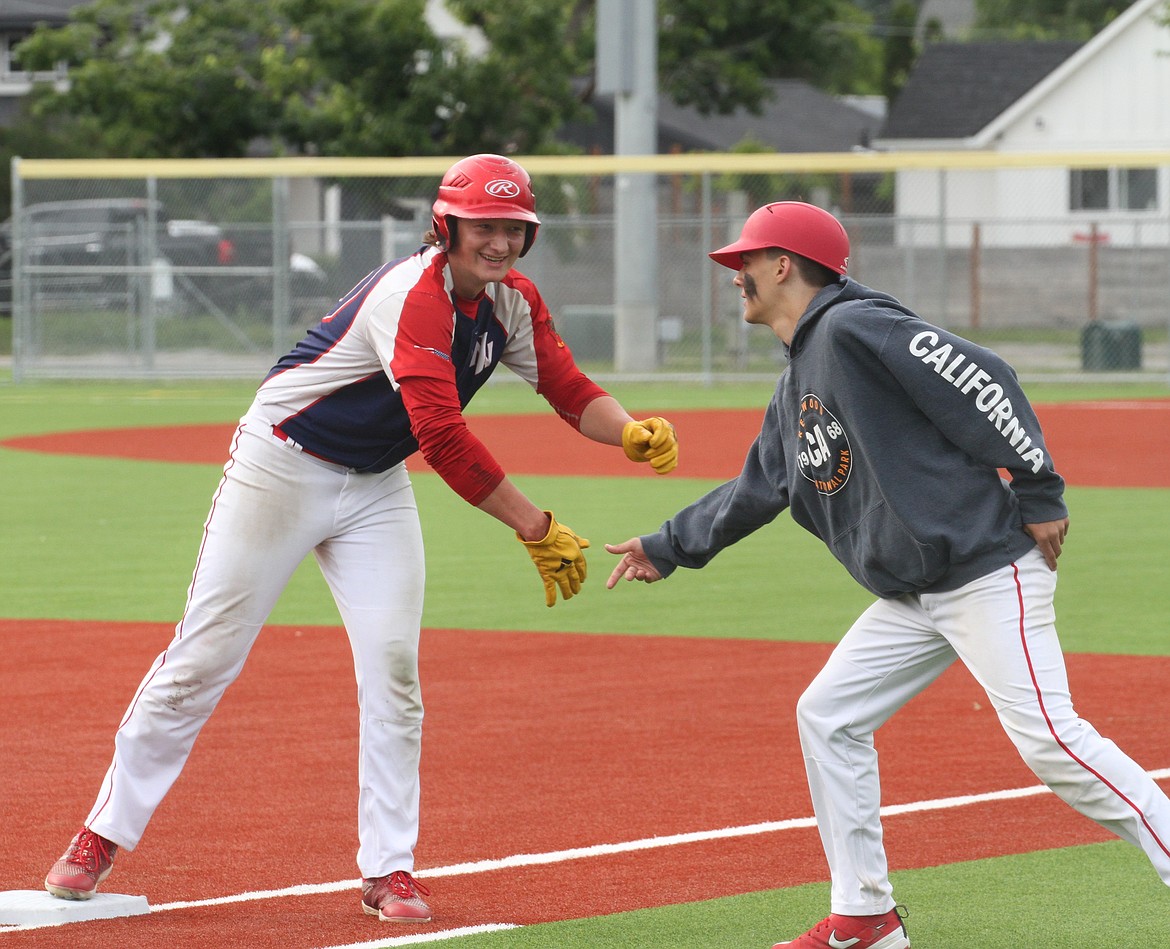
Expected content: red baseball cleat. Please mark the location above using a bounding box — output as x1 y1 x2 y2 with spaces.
361 870 432 922
44 828 118 900
772 907 909 949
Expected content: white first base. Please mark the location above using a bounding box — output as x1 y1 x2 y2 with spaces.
0 890 150 928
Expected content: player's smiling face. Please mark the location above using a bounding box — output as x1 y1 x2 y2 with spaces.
448 218 527 298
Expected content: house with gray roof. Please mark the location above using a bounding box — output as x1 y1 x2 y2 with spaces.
874 0 1170 247
562 78 884 156
879 41 1084 145
556 79 887 214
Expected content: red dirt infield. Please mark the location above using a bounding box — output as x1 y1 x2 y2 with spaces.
4 619 1170 949
3 400 1170 487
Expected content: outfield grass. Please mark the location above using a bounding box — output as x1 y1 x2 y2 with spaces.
446 841 1170 948
0 377 1166 653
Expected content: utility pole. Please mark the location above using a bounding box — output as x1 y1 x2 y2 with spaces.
597 0 658 372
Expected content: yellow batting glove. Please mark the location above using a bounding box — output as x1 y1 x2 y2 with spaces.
621 417 679 474
517 512 590 607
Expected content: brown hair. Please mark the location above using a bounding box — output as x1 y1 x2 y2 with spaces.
767 247 839 288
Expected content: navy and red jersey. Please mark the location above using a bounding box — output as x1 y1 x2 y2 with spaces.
248 244 606 503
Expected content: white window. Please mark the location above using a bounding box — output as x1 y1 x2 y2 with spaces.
2 36 13 76
1070 167 1159 212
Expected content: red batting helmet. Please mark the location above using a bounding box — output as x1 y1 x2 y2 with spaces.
709 201 849 274
431 153 541 257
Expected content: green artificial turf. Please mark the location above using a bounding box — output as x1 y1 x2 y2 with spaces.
2 452 1166 654
433 841 1170 948
0 379 1167 654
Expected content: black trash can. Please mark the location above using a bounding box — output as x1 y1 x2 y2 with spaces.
1081 320 1142 371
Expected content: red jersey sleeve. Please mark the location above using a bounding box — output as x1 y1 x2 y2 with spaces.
399 375 505 505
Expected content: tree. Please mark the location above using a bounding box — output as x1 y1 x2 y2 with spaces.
14 0 460 158
973 0 1134 39
0 112 115 217
655 0 883 111
434 0 594 154
274 0 462 157
16 0 297 157
12 0 887 162
880 0 920 101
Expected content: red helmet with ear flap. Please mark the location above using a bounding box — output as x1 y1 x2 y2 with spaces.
431 153 541 257
709 201 850 274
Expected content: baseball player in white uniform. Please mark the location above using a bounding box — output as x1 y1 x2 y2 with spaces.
606 201 1170 948
44 154 679 923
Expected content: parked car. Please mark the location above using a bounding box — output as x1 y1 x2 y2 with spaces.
0 197 325 315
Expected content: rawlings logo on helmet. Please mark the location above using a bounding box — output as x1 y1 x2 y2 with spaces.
485 179 522 198
432 154 542 257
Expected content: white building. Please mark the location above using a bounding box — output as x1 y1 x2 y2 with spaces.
875 0 1170 248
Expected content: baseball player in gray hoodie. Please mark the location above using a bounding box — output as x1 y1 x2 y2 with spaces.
605 202 1170 949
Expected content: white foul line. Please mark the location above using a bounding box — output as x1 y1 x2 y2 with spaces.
407 766 1170 879
7 768 1169 942
319 924 519 948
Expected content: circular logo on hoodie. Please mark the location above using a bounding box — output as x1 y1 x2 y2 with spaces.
796 393 852 495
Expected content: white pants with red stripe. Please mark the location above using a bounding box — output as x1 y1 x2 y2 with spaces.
85 416 426 879
797 547 1170 915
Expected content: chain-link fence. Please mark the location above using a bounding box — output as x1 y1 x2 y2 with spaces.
6 152 1169 383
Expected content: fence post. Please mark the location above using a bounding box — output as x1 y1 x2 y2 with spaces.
10 157 23 383
936 169 951 324
700 172 713 385
141 176 159 371
1088 221 1099 322
272 176 290 357
970 221 981 330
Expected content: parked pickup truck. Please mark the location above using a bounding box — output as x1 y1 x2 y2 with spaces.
0 197 325 315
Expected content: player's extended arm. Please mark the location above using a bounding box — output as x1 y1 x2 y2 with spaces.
578 396 679 475
398 376 590 608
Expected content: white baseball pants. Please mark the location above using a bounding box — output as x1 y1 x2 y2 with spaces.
797 547 1170 915
86 416 426 878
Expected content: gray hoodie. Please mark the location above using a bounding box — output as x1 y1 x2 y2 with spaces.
641 278 1068 598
